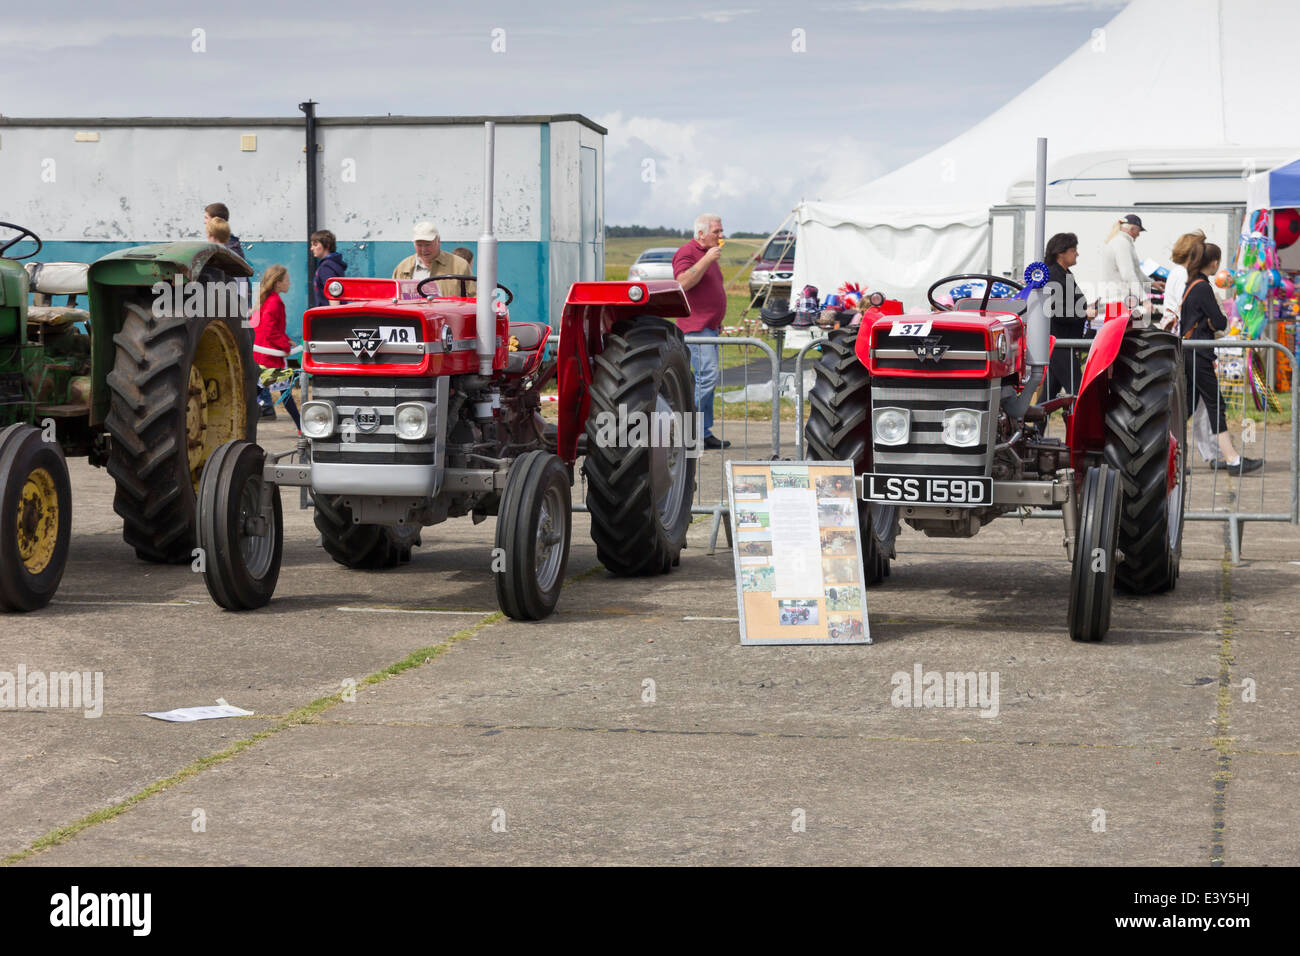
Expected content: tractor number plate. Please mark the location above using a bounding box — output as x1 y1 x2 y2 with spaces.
864 474 991 507
889 320 932 336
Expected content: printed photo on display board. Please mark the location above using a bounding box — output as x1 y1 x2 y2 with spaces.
725 460 871 645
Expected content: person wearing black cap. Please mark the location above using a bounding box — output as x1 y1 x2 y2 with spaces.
1100 214 1160 317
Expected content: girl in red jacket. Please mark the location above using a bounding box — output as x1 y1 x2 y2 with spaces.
253 265 301 430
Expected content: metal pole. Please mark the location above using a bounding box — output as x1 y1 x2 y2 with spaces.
1034 136 1047 260
299 100 319 299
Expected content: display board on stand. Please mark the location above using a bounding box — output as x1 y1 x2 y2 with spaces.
725 460 871 645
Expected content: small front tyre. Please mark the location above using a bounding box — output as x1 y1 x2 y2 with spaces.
495 451 572 621
0 424 72 612
1068 464 1121 642
197 440 283 610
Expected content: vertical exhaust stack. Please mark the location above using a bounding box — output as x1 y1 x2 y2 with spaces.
476 121 499 376
1024 136 1050 371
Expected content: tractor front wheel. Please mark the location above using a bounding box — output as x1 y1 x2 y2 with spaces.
1068 464 1121 642
804 330 899 583
495 450 572 620
0 424 72 612
583 316 696 575
197 440 282 610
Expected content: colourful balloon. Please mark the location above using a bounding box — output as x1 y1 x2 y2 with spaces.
1214 269 1233 288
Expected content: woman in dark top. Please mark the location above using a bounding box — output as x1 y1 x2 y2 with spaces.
1179 240 1260 474
1040 232 1094 402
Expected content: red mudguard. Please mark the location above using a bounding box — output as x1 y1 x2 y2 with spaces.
1066 313 1129 472
555 280 690 465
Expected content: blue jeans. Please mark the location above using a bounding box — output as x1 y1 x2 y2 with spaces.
688 328 719 438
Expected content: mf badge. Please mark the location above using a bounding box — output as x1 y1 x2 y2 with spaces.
913 336 949 362
346 329 382 358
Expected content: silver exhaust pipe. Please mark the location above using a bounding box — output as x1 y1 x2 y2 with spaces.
476 121 498 376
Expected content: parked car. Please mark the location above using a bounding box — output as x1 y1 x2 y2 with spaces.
628 247 678 281
749 232 796 298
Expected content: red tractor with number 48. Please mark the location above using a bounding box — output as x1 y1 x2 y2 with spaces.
195 123 698 620
804 268 1185 641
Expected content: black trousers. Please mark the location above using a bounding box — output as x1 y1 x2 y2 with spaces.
1184 350 1227 434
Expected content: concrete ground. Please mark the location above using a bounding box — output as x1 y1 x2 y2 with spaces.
1 416 1297 866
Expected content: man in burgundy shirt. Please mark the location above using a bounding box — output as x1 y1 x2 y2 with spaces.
673 213 730 448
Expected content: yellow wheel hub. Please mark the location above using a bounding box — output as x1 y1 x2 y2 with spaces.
17 466 59 575
186 322 246 493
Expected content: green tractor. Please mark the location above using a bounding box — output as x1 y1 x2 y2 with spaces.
0 221 259 611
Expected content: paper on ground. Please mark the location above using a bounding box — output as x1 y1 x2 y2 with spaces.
145 703 254 722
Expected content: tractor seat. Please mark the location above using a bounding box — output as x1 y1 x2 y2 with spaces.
955 296 1027 316
506 321 549 374
27 306 90 329
24 261 90 296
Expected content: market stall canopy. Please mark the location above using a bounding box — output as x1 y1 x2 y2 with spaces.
795 0 1300 310
1247 156 1300 212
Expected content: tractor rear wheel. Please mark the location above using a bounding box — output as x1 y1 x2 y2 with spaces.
313 495 422 569
495 450 572 620
1103 328 1185 593
197 440 282 610
1068 464 1121 642
804 330 899 583
106 300 257 563
0 424 72 612
583 316 696 575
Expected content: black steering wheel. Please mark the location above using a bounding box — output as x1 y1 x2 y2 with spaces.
416 274 513 304
0 222 43 260
927 273 1024 313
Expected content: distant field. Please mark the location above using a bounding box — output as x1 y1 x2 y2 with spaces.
603 235 765 288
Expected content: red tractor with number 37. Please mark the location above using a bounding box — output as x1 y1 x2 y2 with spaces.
805 268 1185 641
195 123 698 620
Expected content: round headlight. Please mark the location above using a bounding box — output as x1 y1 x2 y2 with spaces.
873 408 910 446
301 401 334 439
395 404 427 440
628 284 645 302
326 279 344 299
942 409 981 447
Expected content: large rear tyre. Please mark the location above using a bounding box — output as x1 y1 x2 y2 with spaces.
0 424 72 612
197 440 282 610
106 299 257 563
583 316 696 575
313 496 421 569
495 450 572 620
804 330 899 583
1103 328 1185 593
1068 464 1121 642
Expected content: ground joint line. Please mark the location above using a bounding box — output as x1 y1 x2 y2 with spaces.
1209 548 1236 867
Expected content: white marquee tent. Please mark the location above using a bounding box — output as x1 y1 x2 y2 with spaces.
794 0 1300 310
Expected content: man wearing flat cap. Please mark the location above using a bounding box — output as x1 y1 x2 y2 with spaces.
393 222 475 297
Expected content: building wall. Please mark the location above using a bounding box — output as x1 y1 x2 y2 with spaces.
0 116 603 337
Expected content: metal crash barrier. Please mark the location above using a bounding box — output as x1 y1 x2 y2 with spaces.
1029 337 1298 563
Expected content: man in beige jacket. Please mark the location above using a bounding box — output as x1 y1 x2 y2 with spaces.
392 222 475 297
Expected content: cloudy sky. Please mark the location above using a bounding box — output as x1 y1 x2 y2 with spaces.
3 0 1128 231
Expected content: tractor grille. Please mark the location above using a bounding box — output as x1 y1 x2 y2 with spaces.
305 315 427 366
871 378 1000 477
871 328 990 373
310 375 436 465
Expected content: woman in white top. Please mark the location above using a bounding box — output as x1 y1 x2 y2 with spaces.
1158 230 1205 331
